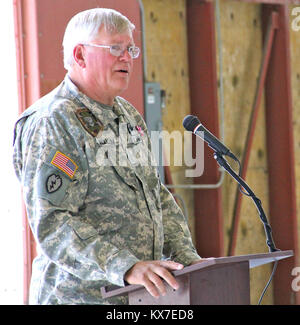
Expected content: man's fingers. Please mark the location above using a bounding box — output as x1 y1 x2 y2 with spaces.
143 278 160 299
148 272 166 296
153 265 179 291
155 260 184 290
124 260 185 298
159 260 184 271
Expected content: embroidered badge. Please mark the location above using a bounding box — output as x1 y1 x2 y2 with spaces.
51 151 78 178
75 108 103 137
46 174 62 193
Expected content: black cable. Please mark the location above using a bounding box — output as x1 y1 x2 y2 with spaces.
257 260 278 305
215 152 280 303
229 154 251 197
215 152 278 253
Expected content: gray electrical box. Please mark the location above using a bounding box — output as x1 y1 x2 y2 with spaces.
144 82 165 182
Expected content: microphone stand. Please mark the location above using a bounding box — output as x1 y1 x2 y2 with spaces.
213 151 279 253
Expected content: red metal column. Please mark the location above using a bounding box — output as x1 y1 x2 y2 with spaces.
228 11 279 256
186 1 224 258
262 4 300 305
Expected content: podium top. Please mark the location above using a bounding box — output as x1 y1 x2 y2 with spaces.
101 250 293 299
172 249 293 276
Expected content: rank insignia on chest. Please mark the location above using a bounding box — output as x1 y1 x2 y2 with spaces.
75 108 103 137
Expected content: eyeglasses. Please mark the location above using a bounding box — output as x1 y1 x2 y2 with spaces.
81 43 140 59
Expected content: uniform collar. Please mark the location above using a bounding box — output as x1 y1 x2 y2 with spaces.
63 74 122 131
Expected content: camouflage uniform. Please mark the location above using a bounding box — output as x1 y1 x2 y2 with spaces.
13 75 200 305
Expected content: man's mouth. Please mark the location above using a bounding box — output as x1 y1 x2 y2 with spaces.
115 68 129 74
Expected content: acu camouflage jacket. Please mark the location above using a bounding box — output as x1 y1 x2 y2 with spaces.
13 75 200 304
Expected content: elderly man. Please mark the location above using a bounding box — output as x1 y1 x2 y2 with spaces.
13 8 201 305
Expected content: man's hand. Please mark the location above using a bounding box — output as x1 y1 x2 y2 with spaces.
124 260 184 299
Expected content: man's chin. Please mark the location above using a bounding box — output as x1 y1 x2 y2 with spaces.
114 83 129 95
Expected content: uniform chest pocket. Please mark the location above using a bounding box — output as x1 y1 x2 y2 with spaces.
126 137 149 167
98 143 138 191
140 166 162 211
110 164 138 191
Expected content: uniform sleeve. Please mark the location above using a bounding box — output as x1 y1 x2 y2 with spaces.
18 115 139 287
160 182 201 265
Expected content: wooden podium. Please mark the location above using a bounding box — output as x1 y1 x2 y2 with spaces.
101 250 293 305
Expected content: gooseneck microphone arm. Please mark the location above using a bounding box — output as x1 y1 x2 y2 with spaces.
183 115 279 253
213 152 279 253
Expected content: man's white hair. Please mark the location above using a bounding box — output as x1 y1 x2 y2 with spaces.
62 8 135 71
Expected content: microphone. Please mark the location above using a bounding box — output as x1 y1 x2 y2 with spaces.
183 115 279 254
183 115 236 160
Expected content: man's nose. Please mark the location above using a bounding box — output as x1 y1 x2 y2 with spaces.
119 49 132 62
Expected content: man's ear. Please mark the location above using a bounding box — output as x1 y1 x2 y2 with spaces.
73 44 86 68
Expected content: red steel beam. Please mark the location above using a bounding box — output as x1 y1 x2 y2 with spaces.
262 4 300 305
228 12 279 256
186 1 224 258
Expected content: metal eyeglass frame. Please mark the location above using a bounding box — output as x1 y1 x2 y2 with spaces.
81 43 140 59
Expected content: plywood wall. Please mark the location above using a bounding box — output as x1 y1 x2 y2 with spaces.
142 0 196 239
215 1 272 304
142 0 300 305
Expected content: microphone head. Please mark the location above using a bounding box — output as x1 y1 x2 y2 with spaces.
182 115 201 132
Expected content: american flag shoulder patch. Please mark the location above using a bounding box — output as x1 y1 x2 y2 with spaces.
51 151 78 178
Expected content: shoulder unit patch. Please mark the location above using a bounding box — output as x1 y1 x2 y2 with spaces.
46 174 62 193
75 108 103 137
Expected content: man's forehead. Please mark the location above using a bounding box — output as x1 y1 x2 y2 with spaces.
94 28 134 44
